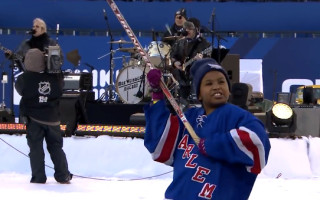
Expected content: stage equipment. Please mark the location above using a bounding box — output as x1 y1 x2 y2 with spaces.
295 85 320 106
0 72 14 122
229 83 252 110
130 113 145 125
303 86 315 105
266 103 296 137
221 54 240 86
0 110 14 123
0 123 145 138
147 41 171 68
0 72 8 109
63 72 93 91
46 45 63 73
60 91 94 136
66 49 81 67
108 39 132 44
86 101 145 125
119 47 138 54
212 48 229 64
116 65 150 104
124 58 144 67
276 92 292 104
247 91 264 113
101 8 120 102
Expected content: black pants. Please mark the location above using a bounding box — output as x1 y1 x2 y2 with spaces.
171 68 192 99
26 119 70 183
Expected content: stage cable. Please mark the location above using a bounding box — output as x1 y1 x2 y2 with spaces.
0 136 173 181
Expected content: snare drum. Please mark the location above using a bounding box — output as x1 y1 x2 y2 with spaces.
116 65 150 104
147 41 171 67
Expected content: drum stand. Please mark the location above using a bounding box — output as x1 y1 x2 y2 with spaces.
162 53 179 98
97 49 120 103
105 49 117 102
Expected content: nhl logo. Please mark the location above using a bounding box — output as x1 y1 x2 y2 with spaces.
38 81 51 95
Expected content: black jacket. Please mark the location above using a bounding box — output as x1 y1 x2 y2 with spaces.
15 71 64 122
171 35 211 73
7 33 58 71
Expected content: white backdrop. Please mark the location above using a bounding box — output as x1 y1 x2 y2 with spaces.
240 59 263 93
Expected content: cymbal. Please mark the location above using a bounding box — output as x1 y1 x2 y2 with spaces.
119 47 138 54
163 36 182 41
108 39 132 44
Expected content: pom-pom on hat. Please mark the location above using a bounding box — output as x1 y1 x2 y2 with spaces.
24 48 46 72
190 58 231 98
175 8 187 19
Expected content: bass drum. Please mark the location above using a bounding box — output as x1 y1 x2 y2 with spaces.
116 65 150 104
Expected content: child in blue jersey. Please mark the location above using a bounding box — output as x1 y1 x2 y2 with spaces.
144 58 271 200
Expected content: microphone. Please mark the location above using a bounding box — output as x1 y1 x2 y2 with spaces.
103 9 108 20
26 29 35 35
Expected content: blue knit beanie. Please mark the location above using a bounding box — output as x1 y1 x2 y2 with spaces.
190 58 231 98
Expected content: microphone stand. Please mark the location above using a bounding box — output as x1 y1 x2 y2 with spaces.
216 34 228 64
103 9 116 103
207 8 227 64
56 24 59 42
134 29 157 101
208 8 220 63
135 30 157 101
209 8 215 49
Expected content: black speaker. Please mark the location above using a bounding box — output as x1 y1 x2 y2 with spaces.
63 72 93 91
59 91 93 136
221 54 240 86
0 110 15 123
303 86 314 105
230 83 252 110
85 102 145 125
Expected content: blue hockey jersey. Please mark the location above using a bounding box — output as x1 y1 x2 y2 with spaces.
144 100 271 200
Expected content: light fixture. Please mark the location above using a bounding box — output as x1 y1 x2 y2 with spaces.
266 103 296 137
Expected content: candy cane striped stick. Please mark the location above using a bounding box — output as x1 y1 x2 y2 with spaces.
105 0 200 145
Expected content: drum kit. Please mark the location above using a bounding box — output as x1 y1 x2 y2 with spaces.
103 38 179 104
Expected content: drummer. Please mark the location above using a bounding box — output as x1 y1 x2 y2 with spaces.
162 8 188 47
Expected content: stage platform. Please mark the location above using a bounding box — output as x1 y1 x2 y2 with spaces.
0 101 147 138
85 101 146 125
